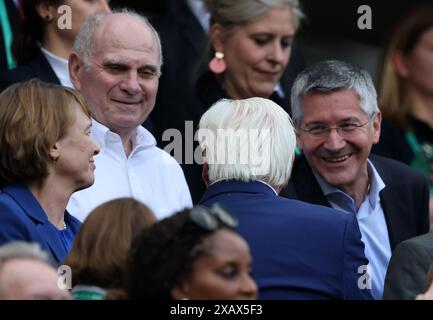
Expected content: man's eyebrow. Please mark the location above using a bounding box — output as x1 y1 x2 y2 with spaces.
139 64 158 72
101 60 159 72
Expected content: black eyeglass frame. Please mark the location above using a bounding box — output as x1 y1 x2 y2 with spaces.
298 112 376 137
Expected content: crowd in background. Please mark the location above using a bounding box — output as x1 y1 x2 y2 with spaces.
0 0 432 300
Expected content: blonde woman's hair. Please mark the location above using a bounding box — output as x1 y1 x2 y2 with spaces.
378 5 433 130
0 79 91 188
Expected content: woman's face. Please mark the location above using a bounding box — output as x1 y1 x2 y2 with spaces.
216 6 295 99
52 103 100 191
402 26 433 95
172 229 258 300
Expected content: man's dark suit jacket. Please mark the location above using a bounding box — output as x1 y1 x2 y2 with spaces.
0 47 60 92
200 180 373 300
280 154 430 251
383 232 433 300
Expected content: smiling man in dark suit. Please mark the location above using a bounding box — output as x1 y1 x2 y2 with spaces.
280 60 430 299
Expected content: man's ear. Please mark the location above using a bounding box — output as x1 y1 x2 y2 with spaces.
372 111 382 145
69 52 82 90
202 162 210 188
209 23 225 53
295 128 303 151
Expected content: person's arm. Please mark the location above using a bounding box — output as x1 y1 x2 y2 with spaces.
383 240 432 300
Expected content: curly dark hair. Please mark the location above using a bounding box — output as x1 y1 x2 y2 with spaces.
128 207 236 300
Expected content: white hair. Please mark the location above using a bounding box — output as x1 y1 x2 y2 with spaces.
73 9 163 74
198 97 296 188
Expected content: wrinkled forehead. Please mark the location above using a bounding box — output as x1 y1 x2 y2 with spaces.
93 15 157 56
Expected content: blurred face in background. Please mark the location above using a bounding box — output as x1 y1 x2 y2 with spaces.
397 26 433 95
212 6 295 99
0 259 71 300
171 229 258 300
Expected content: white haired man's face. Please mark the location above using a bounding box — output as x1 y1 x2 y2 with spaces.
70 15 160 136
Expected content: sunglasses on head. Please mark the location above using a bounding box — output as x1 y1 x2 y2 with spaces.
189 203 238 231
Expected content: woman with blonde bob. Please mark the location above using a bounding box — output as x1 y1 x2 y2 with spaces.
373 5 433 225
373 5 433 190
65 198 156 300
0 79 100 266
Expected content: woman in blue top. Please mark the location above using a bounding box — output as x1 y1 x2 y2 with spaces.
0 78 100 266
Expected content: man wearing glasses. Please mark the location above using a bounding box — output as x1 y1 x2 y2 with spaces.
280 60 430 299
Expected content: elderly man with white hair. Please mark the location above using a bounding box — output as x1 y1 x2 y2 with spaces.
198 97 372 300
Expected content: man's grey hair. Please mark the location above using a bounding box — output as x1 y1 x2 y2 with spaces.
290 60 379 126
0 242 50 298
73 8 163 75
0 241 49 266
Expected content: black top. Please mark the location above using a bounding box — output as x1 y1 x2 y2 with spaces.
372 115 433 165
0 47 60 92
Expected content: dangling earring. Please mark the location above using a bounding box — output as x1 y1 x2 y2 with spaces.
209 52 226 74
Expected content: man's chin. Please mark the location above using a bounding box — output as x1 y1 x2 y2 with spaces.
318 170 353 189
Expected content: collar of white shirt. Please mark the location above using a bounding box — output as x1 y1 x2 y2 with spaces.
91 119 156 152
313 158 386 213
40 47 73 88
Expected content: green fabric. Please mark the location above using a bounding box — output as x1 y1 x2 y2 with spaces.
0 0 16 69
406 131 433 193
71 285 107 300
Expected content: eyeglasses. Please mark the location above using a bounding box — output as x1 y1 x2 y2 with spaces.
299 113 375 138
189 203 238 231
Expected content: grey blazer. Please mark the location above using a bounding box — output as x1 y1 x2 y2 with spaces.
383 232 433 300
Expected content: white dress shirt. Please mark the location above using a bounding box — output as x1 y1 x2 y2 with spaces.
67 120 193 221
40 47 73 88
